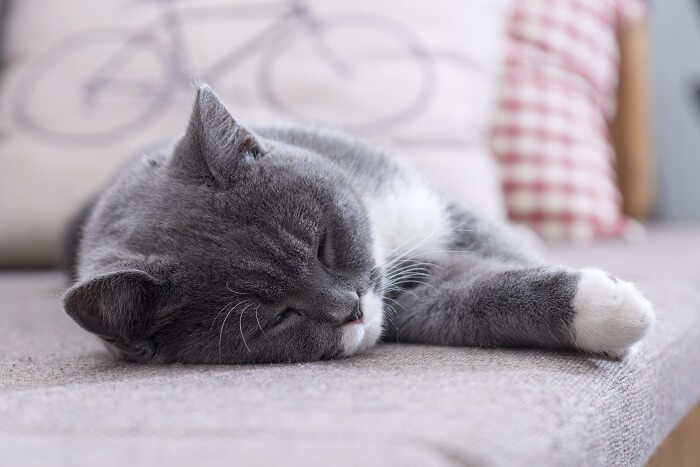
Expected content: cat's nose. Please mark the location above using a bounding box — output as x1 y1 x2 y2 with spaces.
344 299 363 324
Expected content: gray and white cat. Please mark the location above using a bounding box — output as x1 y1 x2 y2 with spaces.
64 85 655 363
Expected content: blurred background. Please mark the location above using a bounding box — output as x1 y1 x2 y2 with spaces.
649 0 700 222
0 0 698 264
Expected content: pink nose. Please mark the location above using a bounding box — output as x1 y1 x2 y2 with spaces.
344 300 363 324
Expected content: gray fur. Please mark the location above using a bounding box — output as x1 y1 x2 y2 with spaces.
65 85 585 364
383 204 580 349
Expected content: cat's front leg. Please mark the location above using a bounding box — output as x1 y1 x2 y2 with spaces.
383 258 655 357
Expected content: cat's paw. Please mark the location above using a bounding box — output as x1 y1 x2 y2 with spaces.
572 268 655 357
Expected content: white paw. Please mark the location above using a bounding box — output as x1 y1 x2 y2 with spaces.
572 268 655 357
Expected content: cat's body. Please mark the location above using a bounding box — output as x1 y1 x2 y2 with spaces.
65 86 654 363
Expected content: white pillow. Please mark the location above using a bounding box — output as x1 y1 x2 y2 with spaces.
0 0 510 265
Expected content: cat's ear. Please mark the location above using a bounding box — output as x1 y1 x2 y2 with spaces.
172 84 263 184
63 269 164 361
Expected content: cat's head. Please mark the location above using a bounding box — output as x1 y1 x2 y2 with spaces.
63 85 385 363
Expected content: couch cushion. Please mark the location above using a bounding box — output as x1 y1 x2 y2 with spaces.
0 0 511 267
1 226 699 466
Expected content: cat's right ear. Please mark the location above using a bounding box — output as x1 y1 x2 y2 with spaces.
171 84 263 185
63 270 164 361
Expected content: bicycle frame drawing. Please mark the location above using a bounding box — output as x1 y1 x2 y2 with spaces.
12 0 434 144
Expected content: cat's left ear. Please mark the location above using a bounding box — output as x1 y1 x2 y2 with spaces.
173 84 263 184
63 269 165 361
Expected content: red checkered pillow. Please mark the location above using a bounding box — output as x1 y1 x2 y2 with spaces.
492 0 645 241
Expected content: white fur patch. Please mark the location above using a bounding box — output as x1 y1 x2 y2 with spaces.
572 268 655 356
340 292 384 356
365 174 450 266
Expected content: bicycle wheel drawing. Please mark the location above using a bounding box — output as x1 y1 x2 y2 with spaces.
12 28 172 144
259 13 435 130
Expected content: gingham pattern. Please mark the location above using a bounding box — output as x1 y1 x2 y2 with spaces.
492 0 645 241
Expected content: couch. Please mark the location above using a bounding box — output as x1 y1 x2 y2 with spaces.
2 226 699 466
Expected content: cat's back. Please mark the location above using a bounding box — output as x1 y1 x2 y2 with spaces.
252 124 403 195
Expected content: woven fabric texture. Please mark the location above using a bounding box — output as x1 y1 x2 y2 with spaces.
1 227 699 467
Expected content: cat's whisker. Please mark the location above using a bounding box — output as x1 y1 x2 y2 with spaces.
238 302 254 353
388 268 435 278
388 275 436 287
396 307 425 327
382 228 444 269
254 304 267 339
383 296 403 313
385 267 438 284
216 299 254 360
391 278 439 292
386 285 420 300
391 247 465 264
384 262 433 277
382 302 399 332
210 298 250 332
387 248 475 270
383 249 448 275
225 282 250 296
388 271 438 285
387 257 436 269
384 264 437 285
380 232 434 265
384 250 438 267
383 251 442 294
384 276 439 298
443 222 472 234
386 266 434 281
383 223 473 265
385 267 432 282
443 220 474 235
383 286 408 296
218 305 238 361
378 220 450 262
385 272 435 289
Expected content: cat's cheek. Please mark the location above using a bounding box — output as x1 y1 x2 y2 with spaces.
340 292 384 356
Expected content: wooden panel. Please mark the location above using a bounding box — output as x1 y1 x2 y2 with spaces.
612 18 654 220
646 403 700 467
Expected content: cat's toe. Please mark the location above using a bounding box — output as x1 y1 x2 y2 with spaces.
571 268 655 356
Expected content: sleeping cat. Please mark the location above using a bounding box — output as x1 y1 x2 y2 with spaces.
64 85 655 363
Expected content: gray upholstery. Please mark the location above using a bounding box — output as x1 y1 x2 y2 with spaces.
1 227 699 467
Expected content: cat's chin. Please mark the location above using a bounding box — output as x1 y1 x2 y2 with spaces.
340 292 384 357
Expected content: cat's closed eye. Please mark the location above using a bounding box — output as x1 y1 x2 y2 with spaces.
276 307 303 326
316 230 335 269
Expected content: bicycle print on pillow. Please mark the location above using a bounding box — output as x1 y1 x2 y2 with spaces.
10 0 504 151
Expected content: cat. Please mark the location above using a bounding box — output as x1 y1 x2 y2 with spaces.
63 85 655 363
